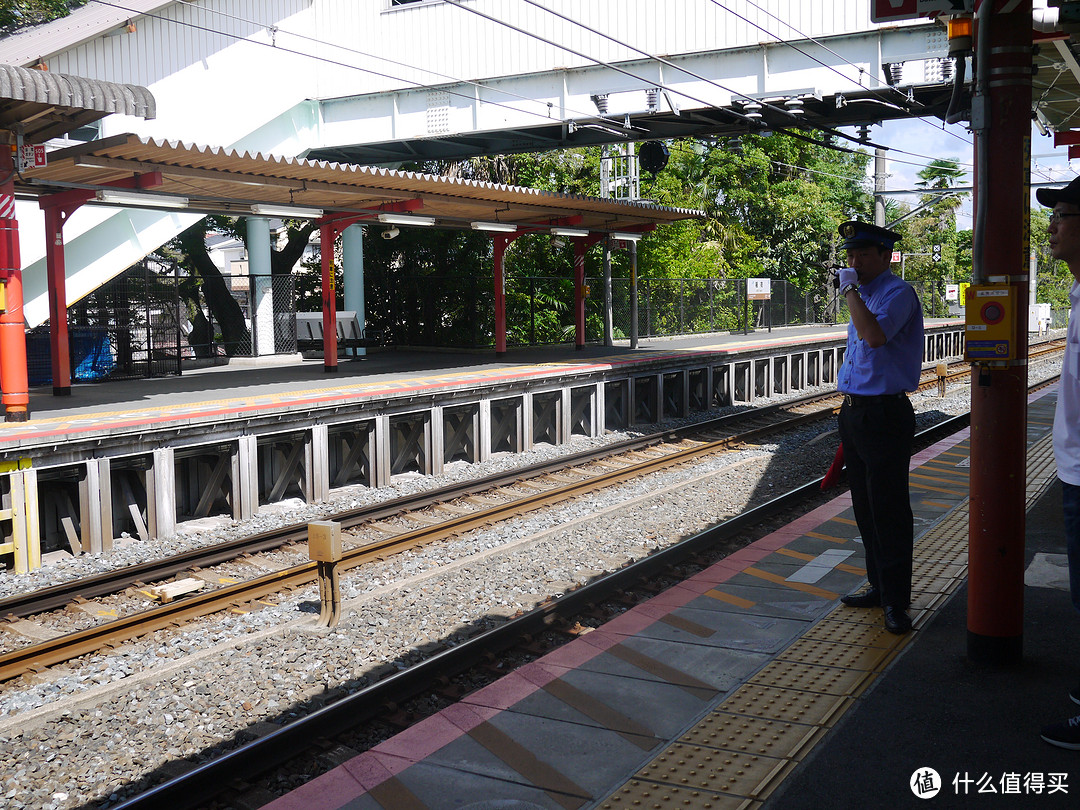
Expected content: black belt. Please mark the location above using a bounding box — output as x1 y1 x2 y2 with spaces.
842 392 907 407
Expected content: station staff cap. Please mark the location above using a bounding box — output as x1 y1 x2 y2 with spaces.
1036 176 1080 208
838 221 901 251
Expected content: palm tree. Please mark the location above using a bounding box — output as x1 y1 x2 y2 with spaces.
916 159 967 231
916 158 966 190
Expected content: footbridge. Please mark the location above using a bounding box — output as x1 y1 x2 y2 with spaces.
0 1 965 330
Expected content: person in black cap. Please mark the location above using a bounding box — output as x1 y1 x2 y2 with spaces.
1036 177 1080 749
834 220 924 634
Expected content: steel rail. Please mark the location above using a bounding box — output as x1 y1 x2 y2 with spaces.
5 346 1032 621
0 389 844 620
113 409 980 810
1 359 1060 681
0 399 837 682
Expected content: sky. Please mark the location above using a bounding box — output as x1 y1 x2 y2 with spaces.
847 115 1076 231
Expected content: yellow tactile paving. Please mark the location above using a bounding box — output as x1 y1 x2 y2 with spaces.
597 415 1058 809
678 712 822 760
633 743 796 800
720 683 852 728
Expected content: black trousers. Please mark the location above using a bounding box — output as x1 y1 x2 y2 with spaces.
838 396 915 608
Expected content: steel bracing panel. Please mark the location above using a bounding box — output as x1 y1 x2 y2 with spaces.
0 326 966 569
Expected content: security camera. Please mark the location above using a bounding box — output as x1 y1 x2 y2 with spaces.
381 226 400 240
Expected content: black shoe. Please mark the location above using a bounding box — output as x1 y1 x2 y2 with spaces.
1041 714 1080 750
1070 685 1080 707
883 605 912 635
841 587 881 608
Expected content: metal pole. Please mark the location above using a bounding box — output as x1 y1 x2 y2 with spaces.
630 242 639 348
573 240 586 350
874 148 887 227
603 237 613 346
493 236 509 356
319 221 339 373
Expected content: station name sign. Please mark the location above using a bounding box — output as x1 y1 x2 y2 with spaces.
871 0 974 23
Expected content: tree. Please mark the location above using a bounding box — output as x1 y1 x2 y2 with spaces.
162 216 316 356
897 159 969 315
0 1 86 36
1031 206 1073 311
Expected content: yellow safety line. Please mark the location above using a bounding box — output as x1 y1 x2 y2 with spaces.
597 428 1057 809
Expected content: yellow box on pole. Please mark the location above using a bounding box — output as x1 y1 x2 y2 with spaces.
964 284 1017 361
308 520 342 562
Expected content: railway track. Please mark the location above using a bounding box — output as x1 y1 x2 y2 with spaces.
0 349 1061 810
0 349 1064 685
117 406 989 810
0 388 846 681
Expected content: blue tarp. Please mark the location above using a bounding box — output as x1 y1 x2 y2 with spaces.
26 329 116 386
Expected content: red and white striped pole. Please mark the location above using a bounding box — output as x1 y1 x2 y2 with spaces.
0 147 29 421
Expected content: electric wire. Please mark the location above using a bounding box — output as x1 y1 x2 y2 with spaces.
92 0 970 173
85 0 623 135
504 0 976 171
510 0 895 152
732 0 966 152
714 0 919 107
91 0 978 188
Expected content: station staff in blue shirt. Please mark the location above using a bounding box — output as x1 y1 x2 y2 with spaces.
834 221 925 634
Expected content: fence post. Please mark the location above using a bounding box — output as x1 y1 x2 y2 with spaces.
679 278 685 333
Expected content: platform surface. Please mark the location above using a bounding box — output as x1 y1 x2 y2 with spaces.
257 385 1075 809
1 322 968 449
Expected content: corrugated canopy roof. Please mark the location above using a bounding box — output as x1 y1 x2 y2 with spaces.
0 64 155 144
14 133 701 233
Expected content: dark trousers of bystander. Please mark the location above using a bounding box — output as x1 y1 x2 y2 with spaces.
1061 481 1080 614
838 395 916 609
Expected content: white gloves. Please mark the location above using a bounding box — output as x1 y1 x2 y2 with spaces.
838 267 859 289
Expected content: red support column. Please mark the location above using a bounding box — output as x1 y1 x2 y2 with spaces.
0 149 29 420
320 221 339 373
493 235 509 357
967 0 1032 665
43 204 72 396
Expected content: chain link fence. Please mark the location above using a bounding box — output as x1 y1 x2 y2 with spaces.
27 258 185 385
27 264 297 386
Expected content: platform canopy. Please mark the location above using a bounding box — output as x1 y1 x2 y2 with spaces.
14 132 701 233
0 64 155 144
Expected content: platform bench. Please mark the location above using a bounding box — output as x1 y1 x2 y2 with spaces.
295 312 380 352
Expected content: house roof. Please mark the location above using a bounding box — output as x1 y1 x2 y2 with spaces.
14 132 701 233
0 63 155 144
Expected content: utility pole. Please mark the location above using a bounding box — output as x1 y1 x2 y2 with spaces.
874 148 887 227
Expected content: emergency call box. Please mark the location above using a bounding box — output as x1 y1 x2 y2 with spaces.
964 284 1016 361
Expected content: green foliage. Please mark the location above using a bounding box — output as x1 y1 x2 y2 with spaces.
288 134 896 345
650 133 872 290
1032 206 1074 311
0 0 86 36
882 158 969 316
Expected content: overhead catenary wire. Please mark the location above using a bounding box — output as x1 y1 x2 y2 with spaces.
714 0 920 107
508 0 899 152
87 0 978 178
504 0 977 170
85 0 628 137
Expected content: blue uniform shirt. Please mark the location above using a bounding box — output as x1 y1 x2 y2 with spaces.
836 269 924 396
